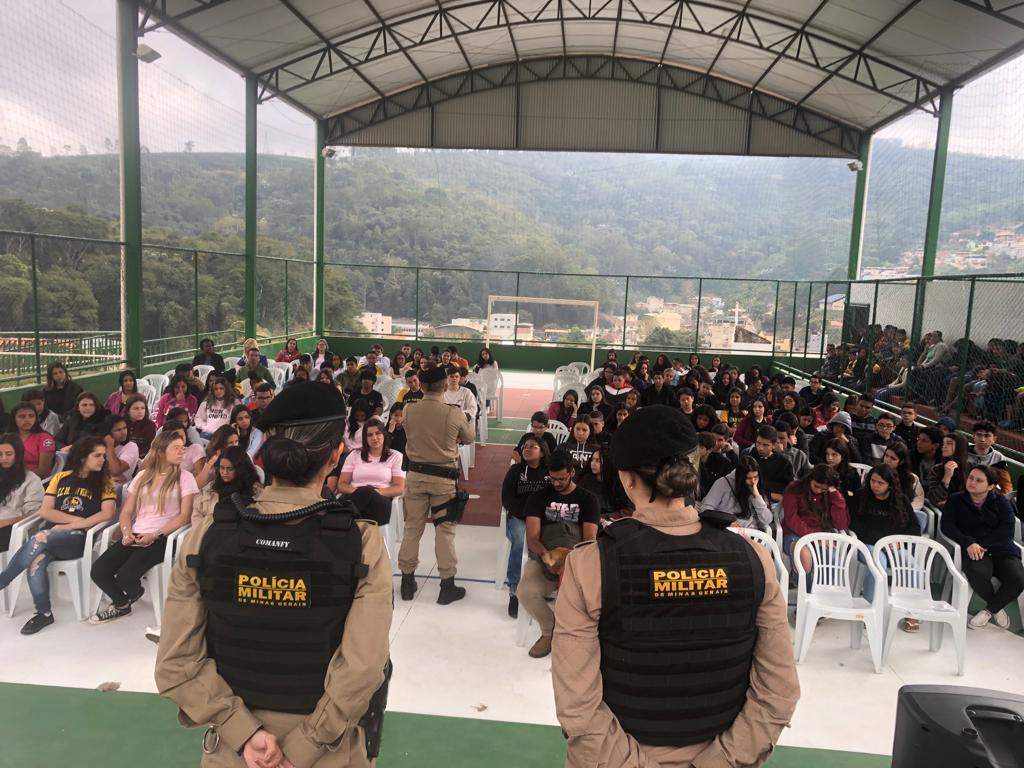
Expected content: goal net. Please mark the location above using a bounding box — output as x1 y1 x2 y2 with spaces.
485 294 600 371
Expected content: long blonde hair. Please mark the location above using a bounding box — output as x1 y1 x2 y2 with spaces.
132 430 184 517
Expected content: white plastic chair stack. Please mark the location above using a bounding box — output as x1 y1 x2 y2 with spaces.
142 374 169 399
546 421 570 446
193 365 215 386
163 369 179 382
136 381 158 413
223 356 241 370
873 535 968 675
268 363 289 389
732 527 789 591
792 533 886 673
568 362 591 378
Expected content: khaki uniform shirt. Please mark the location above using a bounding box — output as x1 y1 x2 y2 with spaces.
403 392 474 469
552 506 800 768
155 484 393 768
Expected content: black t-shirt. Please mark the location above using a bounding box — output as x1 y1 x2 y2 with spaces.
351 389 385 415
524 485 600 531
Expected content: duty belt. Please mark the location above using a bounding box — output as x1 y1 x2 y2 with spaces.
407 461 459 480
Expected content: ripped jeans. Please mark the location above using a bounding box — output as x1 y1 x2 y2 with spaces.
0 527 85 614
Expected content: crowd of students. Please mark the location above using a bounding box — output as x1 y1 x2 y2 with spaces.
501 349 1023 655
0 338 491 637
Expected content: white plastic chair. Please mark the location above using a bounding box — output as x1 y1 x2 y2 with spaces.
240 378 253 398
193 365 215 386
5 518 115 620
268 361 291 383
267 366 286 391
873 535 968 676
494 506 510 590
223 356 241 370
792 533 886 673
850 463 872 482
135 381 158 413
458 444 473 481
42 450 67 485
551 372 582 403
546 421 570 446
163 369 179 382
732 526 789 591
475 390 488 445
568 362 591 377
381 497 403 571
142 374 169 398
0 513 43 614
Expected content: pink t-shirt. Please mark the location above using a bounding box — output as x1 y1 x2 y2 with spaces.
128 469 199 534
23 431 56 473
341 450 405 490
181 443 206 474
115 440 140 485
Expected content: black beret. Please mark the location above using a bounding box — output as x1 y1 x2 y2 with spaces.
257 382 347 430
611 405 698 471
419 365 448 385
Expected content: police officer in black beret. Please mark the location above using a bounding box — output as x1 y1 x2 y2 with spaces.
551 405 800 768
156 382 393 768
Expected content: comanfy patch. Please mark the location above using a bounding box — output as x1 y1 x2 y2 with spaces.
650 566 729 599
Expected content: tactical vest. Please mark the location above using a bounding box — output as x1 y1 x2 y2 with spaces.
190 498 367 714
598 518 765 747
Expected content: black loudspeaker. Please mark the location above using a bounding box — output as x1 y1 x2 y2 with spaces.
892 685 1024 768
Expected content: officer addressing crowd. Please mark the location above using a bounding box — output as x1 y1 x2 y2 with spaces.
397 364 474 604
155 382 393 768
552 405 800 768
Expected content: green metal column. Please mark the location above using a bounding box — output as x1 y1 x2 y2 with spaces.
193 250 200 349
30 235 41 383
414 268 420 341
621 276 630 349
314 120 326 336
952 277 977 428
117 0 144 373
771 281 780 355
846 135 872 281
244 75 258 339
284 260 290 338
694 278 703 353
921 87 954 278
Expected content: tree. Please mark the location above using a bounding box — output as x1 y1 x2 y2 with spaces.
16 137 31 154
642 327 694 350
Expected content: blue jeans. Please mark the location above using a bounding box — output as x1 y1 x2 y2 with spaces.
505 515 526 593
0 528 85 614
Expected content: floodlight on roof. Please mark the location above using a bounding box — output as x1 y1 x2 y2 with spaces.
136 43 161 64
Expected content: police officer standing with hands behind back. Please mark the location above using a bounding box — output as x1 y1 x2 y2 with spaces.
155 382 393 768
552 405 799 768
398 364 475 604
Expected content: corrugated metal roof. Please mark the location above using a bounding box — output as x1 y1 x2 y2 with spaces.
143 0 1024 157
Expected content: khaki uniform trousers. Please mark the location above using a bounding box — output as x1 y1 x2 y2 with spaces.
200 711 370 768
517 558 558 635
398 474 458 578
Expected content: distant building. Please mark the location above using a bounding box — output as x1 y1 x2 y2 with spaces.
358 312 392 335
451 317 486 333
488 313 516 340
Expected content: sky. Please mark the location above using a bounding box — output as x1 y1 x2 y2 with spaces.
1 0 1023 159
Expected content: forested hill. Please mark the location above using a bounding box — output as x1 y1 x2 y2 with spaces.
1 141 1023 281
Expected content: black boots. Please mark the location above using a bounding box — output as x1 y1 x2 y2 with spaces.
437 577 466 605
508 594 519 618
400 573 417 601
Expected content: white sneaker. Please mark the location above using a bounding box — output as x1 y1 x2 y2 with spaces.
968 609 992 629
992 610 1011 630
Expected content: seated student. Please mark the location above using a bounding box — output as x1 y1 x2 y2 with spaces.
105 370 140 416
351 370 384 416
692 404 719 433
925 432 970 509
799 374 828 409
576 446 620 520
631 359 652 392
275 338 302 364
0 434 44 553
191 445 262 528
809 411 861 465
709 421 739 458
859 411 904 463
163 425 207 476
157 406 203 447
622 389 641 412
397 370 424 403
773 411 808 454
192 338 226 372
772 392 800 424
443 366 477 423
316 367 342 394
389 352 408 381
328 352 345 374
850 394 878 445
941 465 1024 630
10 403 55 479
235 347 275 391
578 385 612 422
359 349 387 379
337 418 406 525
564 417 597 469
162 363 205 402
719 388 747 434
812 391 841 428
894 401 920 447
733 398 769 450
337 357 361 395
602 369 634 407
343 399 370 455
123 394 156 460
586 409 611 449
695 432 735 498
676 386 697 428
781 464 849 572
445 345 469 370
43 361 83 418
695 379 723 410
795 406 816 439
711 368 738 403
850 465 920 614
641 369 673 407
611 403 632 432
0 437 116 634
700 455 771 531
238 338 270 370
512 411 557 463
310 338 330 370
650 353 671 375
774 422 810 479
154 377 198 428
385 402 407 462
874 355 910 403
882 441 926 525
285 366 310 387
193 375 236 438
22 389 60 437
586 362 617 394
229 404 263 461
967 420 1012 494
822 438 862 499
913 425 943 480
246 382 276 422
744 424 794 502
518 449 599 659
88 431 197 624
500 434 551 618
103 414 140 489
56 392 109 449
190 425 240 491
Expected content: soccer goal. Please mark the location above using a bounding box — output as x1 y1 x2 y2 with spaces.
485 294 600 371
